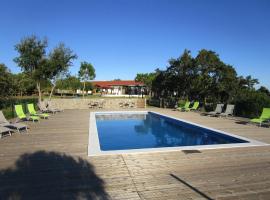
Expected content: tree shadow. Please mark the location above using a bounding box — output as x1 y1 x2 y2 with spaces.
170 174 214 200
0 151 110 200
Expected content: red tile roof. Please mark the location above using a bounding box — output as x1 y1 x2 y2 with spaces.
91 80 144 88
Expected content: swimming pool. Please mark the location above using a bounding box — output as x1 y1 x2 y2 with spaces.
88 111 266 156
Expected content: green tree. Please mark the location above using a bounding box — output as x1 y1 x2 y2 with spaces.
14 35 48 102
12 73 36 96
167 49 195 98
194 49 224 103
215 64 238 103
135 72 156 95
14 35 77 102
0 64 13 97
65 76 81 96
151 69 167 98
238 75 259 90
78 62 95 98
56 75 81 96
47 43 77 100
257 86 270 96
84 82 94 93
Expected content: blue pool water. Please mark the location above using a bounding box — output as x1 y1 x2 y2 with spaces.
95 112 248 151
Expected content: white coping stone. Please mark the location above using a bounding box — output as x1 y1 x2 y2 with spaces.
88 111 268 156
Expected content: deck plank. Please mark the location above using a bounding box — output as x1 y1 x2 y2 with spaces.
0 108 270 199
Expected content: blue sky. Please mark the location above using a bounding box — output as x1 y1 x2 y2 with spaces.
0 0 269 88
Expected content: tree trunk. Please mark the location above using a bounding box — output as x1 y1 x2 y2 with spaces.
36 82 42 103
49 84 56 101
82 81 86 99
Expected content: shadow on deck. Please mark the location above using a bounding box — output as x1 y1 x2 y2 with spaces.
170 173 214 200
0 151 110 200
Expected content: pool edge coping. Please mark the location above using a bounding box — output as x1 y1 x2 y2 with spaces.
88 111 268 156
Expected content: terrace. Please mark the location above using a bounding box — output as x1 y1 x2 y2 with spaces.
1 108 270 199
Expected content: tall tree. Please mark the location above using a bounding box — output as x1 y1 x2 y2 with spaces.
215 64 238 103
151 69 167 98
14 35 77 102
194 49 224 103
47 43 77 100
167 49 195 98
14 36 48 102
78 62 96 98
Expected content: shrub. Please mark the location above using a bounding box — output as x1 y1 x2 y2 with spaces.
147 98 160 107
163 97 177 108
233 90 270 118
0 97 38 119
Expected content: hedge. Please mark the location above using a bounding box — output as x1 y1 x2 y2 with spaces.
0 97 39 119
233 90 270 118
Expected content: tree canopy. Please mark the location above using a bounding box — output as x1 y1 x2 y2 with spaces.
136 49 270 117
137 49 270 108
47 43 77 100
14 35 77 102
78 62 96 98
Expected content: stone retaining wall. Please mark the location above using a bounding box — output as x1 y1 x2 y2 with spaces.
49 98 146 109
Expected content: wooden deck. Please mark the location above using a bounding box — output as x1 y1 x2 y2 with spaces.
1 108 270 199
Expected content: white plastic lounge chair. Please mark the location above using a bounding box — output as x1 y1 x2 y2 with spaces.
202 104 224 116
0 111 28 133
98 100 105 109
119 102 124 108
39 101 58 114
38 101 50 113
129 102 135 108
47 101 63 112
0 126 12 139
218 104 235 117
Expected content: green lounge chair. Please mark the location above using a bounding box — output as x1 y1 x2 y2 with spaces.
177 101 190 111
187 101 200 111
27 104 49 119
250 108 270 126
15 105 39 122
